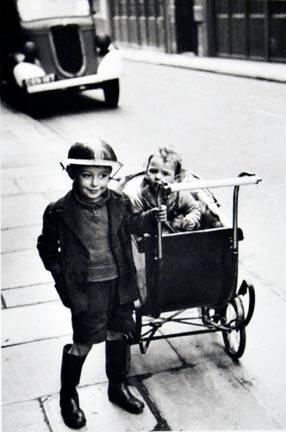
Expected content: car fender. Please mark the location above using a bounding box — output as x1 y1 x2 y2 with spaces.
13 62 46 87
97 49 122 80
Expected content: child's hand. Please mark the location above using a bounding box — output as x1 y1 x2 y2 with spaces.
171 215 198 231
183 218 197 231
152 205 167 222
184 212 201 231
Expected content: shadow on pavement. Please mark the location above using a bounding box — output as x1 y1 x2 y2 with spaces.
1 86 119 119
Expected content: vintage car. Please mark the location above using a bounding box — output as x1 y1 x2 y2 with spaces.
0 0 122 107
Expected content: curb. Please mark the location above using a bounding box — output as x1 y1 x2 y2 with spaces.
120 48 286 84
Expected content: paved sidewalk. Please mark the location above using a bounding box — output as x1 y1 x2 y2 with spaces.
120 48 286 83
1 52 286 431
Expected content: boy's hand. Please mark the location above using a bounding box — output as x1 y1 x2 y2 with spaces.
152 205 167 222
51 269 71 308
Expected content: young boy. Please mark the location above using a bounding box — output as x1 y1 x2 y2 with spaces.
37 140 164 429
128 147 202 233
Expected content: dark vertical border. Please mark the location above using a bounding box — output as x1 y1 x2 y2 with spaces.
206 0 216 57
245 0 250 57
227 0 232 56
107 0 115 40
163 0 170 53
264 0 270 61
135 0 141 46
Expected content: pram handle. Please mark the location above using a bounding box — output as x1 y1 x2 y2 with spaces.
165 174 262 193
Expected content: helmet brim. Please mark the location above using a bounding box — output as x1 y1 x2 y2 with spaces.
61 158 123 178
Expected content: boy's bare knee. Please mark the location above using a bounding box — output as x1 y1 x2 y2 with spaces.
69 343 92 357
106 330 124 341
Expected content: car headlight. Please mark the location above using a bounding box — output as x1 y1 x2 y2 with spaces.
95 34 112 55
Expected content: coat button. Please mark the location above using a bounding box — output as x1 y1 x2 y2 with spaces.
69 273 75 280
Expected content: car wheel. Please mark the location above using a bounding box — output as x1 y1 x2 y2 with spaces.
103 79 119 108
23 94 42 118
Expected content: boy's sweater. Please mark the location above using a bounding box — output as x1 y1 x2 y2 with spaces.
73 191 118 282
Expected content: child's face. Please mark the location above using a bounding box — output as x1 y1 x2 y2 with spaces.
146 156 176 187
75 165 111 202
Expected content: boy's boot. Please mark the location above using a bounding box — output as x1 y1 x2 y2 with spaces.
105 337 144 414
60 344 87 429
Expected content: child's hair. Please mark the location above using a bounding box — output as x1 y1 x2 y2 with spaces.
146 147 186 181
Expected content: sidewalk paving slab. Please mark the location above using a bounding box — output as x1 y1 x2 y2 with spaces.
15 173 70 194
42 383 156 432
2 400 50 432
1 178 21 196
143 365 281 430
2 282 58 308
2 337 106 405
1 225 42 253
130 338 183 376
1 164 62 180
1 129 61 169
1 193 49 229
2 249 52 289
2 301 71 346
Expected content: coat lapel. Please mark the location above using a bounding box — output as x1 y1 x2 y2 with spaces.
107 191 125 242
59 191 90 250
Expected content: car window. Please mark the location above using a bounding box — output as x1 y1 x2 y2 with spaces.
17 0 91 21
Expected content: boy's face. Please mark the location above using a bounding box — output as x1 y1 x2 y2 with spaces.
146 156 176 187
74 165 111 202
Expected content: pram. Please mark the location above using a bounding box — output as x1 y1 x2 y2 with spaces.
119 172 262 359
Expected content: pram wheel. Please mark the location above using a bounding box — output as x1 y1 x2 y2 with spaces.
222 296 246 359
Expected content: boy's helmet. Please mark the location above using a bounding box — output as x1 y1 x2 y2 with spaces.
62 139 122 177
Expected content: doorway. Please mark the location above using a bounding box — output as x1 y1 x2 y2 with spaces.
175 0 197 54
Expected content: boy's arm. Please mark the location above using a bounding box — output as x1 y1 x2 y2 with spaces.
123 194 157 235
130 206 157 235
37 204 70 308
37 204 62 277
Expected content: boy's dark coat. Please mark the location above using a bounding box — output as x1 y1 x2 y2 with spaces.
37 189 153 314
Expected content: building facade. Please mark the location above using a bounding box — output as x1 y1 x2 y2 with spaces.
95 0 286 62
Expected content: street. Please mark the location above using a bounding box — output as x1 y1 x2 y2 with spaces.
2 59 286 431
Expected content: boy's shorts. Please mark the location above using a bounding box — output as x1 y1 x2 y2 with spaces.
71 279 135 344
